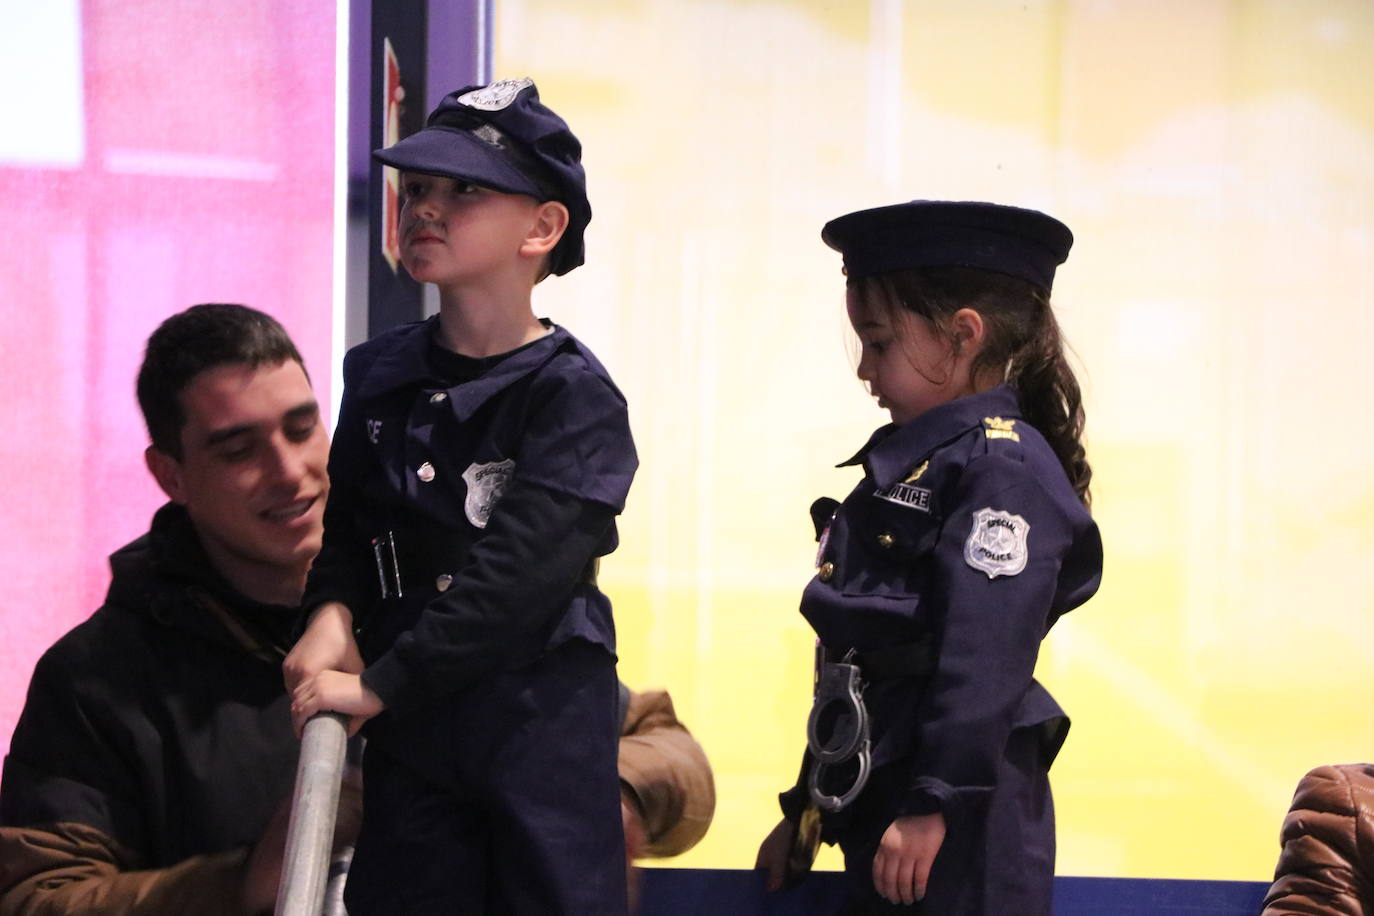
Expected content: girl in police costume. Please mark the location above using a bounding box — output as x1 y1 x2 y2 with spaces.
757 201 1102 914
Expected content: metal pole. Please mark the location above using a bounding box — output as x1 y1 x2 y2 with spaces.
275 712 350 916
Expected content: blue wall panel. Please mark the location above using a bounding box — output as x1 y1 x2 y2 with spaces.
637 869 1270 915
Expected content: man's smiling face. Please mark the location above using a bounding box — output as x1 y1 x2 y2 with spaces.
147 359 329 601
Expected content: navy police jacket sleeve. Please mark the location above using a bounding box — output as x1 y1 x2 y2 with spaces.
510 360 637 510
361 481 615 711
905 448 1077 815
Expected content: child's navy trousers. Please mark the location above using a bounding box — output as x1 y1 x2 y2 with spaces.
344 639 628 915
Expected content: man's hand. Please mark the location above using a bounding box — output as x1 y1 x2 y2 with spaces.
334 765 365 850
754 817 796 892
239 769 365 914
290 671 383 737
872 812 946 905
621 790 647 914
621 790 647 862
240 795 291 914
283 603 363 692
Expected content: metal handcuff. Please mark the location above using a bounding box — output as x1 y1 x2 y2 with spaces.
806 647 872 813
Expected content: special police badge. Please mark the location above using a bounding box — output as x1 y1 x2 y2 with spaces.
458 78 534 111
462 459 515 528
964 507 1029 578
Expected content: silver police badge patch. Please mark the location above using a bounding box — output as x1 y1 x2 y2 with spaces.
964 508 1029 579
462 459 515 529
458 78 534 111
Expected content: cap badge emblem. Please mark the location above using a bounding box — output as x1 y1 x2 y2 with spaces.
458 77 534 111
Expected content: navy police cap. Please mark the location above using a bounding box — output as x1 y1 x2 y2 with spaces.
822 200 1073 290
373 77 590 276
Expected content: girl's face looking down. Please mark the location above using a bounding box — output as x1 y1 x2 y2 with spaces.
846 286 983 427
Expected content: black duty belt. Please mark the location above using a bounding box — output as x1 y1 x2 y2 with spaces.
844 634 937 681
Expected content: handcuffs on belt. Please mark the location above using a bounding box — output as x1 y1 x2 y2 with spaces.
806 645 872 813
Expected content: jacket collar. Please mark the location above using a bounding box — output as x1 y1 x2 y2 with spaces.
105 503 298 656
357 316 570 423
839 385 1022 489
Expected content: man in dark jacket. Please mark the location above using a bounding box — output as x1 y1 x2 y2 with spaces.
0 303 715 915
0 304 345 915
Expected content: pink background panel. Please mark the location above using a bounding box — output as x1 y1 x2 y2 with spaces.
0 0 337 757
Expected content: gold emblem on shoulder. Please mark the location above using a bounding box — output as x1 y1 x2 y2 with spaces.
984 417 1020 442
903 460 929 483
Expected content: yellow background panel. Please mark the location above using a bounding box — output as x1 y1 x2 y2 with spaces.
495 0 1374 880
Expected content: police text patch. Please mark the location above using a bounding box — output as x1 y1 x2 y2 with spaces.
462 459 515 528
876 482 932 512
964 508 1029 578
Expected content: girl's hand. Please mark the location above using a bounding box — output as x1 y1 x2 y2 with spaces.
290 670 383 736
872 812 946 905
755 817 795 892
283 602 363 691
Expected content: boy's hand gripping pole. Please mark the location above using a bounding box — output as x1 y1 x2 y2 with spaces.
275 712 349 916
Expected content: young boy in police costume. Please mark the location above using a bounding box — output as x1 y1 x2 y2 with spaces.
285 78 638 914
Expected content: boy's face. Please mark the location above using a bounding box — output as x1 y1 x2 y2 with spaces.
146 359 329 597
397 171 546 287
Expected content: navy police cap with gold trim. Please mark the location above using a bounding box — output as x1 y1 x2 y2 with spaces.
373 77 590 276
821 200 1073 290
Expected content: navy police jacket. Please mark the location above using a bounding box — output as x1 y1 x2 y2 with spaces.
803 385 1101 818
304 318 637 732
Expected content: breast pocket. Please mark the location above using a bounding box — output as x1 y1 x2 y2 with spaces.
838 497 943 600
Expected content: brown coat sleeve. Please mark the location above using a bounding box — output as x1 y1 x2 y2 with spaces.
617 687 715 858
1262 763 1374 916
0 822 252 916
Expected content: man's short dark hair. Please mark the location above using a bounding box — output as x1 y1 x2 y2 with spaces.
137 304 305 458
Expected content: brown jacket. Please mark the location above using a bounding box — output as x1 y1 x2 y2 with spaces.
1263 763 1374 915
618 687 716 858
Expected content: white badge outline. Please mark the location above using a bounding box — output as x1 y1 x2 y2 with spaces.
963 507 1030 579
462 459 516 529
457 78 534 111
